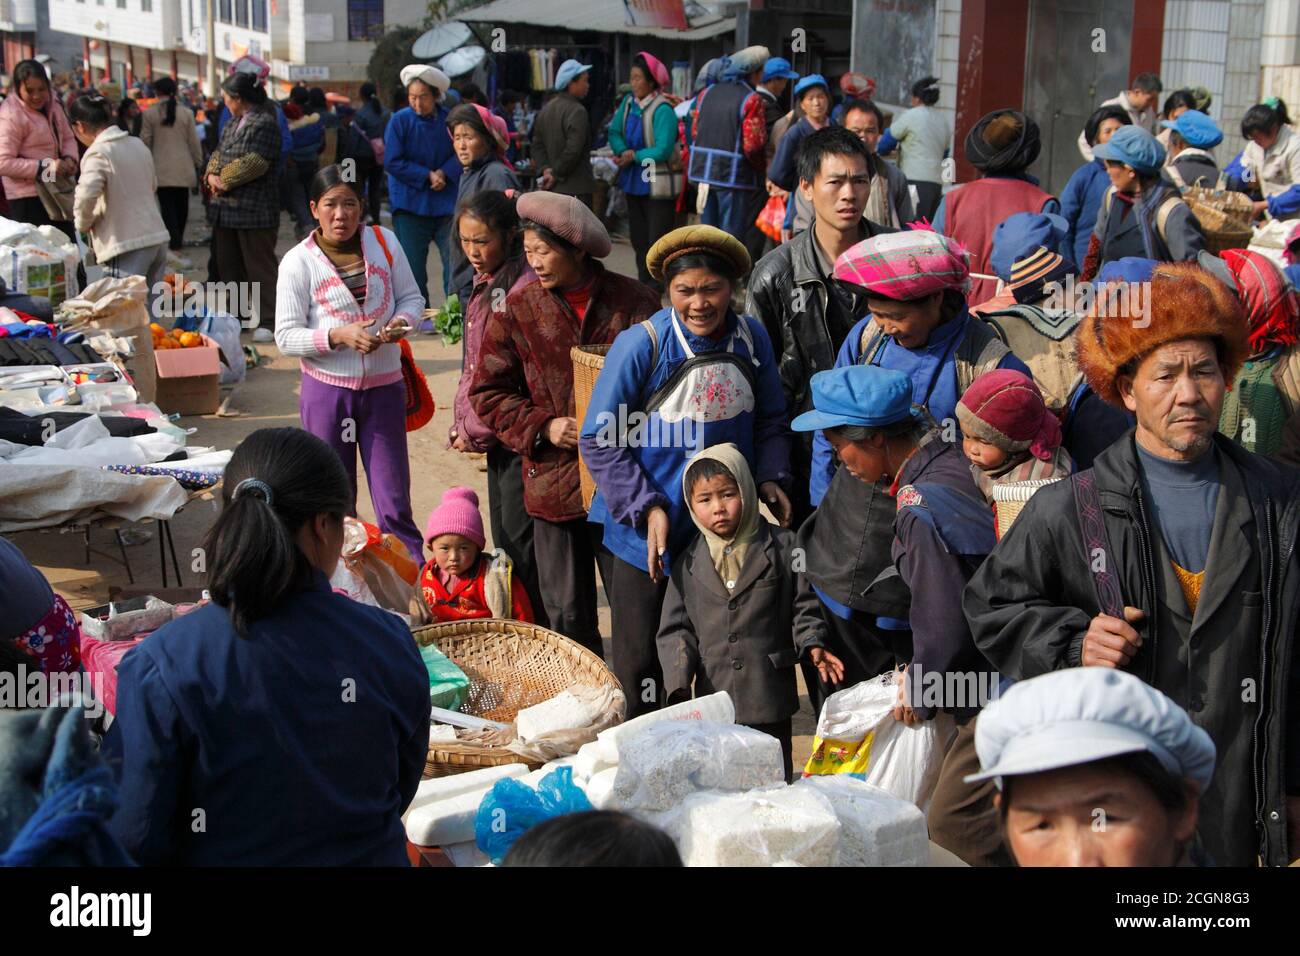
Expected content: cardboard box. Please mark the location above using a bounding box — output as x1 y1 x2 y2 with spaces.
154 333 221 415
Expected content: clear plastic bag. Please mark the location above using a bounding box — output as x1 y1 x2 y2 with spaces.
474 767 593 864
612 720 785 811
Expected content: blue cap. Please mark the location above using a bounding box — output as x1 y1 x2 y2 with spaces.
794 74 829 99
763 56 798 81
554 59 593 91
990 212 1074 283
791 365 920 433
1161 109 1223 149
967 668 1216 790
1096 256 1157 286
1093 124 1166 174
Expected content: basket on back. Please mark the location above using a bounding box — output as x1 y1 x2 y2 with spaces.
413 618 622 777
571 344 612 510
991 478 1064 539
1178 180 1255 255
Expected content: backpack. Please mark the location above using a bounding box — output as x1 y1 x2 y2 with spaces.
974 304 1082 411
637 315 760 412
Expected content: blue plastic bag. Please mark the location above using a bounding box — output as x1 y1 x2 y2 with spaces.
474 767 593 864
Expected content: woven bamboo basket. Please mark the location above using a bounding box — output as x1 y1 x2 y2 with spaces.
991 477 1065 539
413 618 622 778
571 344 612 510
1183 185 1255 255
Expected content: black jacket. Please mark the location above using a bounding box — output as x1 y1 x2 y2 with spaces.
657 523 824 725
748 218 897 422
964 432 1300 866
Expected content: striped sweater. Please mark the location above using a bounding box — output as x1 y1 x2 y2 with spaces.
274 226 425 390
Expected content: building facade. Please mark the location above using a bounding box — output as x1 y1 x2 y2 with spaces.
44 0 429 92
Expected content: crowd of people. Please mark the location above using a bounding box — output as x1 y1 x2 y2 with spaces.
3 41 1300 870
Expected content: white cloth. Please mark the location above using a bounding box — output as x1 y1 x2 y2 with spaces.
400 64 450 95
0 463 188 531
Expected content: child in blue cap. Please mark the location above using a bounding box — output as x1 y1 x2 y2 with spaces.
792 363 1007 866
1161 109 1223 188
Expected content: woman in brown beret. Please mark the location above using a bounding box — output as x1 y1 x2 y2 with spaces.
469 192 661 658
577 224 793 717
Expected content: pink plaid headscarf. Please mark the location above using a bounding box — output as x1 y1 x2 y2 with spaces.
833 227 972 300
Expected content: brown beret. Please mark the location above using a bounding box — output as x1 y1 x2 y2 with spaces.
516 191 612 257
645 225 751 282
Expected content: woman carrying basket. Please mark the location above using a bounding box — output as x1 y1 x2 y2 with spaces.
578 225 792 718
469 192 660 659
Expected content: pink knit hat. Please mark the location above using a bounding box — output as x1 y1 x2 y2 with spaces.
955 369 1061 461
636 51 670 89
423 487 486 549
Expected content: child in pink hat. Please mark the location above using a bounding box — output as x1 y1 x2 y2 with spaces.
955 369 1074 501
418 487 534 623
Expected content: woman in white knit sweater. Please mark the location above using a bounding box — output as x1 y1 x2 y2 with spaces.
276 164 426 561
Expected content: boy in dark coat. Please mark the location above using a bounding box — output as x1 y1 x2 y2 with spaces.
656 444 843 780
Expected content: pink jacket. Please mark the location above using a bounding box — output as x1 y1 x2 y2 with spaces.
0 93 78 200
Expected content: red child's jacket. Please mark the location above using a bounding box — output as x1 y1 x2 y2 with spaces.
419 552 534 623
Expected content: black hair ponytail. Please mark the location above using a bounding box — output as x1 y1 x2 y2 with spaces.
204 428 351 637
1242 98 1291 138
154 76 178 126
911 75 940 106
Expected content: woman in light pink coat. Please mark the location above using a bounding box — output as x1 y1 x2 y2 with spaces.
0 59 78 240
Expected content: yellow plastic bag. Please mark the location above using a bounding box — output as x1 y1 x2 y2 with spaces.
804 731 876 777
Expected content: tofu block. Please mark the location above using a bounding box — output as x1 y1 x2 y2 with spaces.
796 776 929 866
516 690 600 742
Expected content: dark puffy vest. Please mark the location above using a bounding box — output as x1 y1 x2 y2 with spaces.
688 81 758 190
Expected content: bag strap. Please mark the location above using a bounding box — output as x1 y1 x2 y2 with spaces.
1167 164 1186 190
1153 191 1181 248
640 317 659 369
372 225 393 267
1070 471 1124 618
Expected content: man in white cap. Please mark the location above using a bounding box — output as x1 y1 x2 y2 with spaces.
688 45 771 238
385 64 461 306
970 668 1215 866
531 59 596 207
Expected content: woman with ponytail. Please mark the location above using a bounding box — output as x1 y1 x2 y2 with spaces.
142 76 204 252
104 428 430 866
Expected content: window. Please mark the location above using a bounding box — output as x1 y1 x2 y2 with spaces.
251 0 267 31
235 0 248 27
218 0 231 23
142 0 152 10
116 0 126 7
347 0 384 42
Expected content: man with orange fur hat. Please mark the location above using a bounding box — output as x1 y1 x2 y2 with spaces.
964 260 1300 867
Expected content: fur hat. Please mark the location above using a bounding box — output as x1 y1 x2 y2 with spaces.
1075 261 1249 406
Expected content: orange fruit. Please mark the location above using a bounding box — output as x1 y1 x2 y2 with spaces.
149 322 165 334
180 332 201 348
